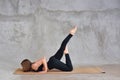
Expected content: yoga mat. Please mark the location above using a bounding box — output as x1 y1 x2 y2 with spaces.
14 66 105 75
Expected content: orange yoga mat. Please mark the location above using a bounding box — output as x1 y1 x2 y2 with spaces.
14 66 105 75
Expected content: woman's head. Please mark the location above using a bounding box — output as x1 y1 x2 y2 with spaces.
21 59 32 72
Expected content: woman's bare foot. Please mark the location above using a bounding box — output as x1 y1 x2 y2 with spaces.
70 26 77 35
64 46 69 54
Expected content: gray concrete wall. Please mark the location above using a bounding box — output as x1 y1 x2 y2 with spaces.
0 0 120 71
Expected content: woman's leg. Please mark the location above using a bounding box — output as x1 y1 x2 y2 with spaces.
53 26 77 60
48 47 73 71
53 34 73 60
47 26 77 70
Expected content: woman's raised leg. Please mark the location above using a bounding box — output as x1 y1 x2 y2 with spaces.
53 26 77 60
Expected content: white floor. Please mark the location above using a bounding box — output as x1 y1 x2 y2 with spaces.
1 64 120 80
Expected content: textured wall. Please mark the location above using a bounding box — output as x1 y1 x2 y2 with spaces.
0 0 120 70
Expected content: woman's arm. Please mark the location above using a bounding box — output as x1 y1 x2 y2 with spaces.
31 57 48 73
37 57 48 73
42 57 48 72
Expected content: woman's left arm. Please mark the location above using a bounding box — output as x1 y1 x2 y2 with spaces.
41 57 48 72
31 57 48 73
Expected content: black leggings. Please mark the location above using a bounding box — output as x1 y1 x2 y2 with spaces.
47 34 73 71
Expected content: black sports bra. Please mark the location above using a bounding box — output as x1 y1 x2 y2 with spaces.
34 64 43 72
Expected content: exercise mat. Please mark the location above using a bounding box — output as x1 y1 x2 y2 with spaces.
14 66 105 75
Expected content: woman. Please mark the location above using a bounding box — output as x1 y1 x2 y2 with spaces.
21 26 77 73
